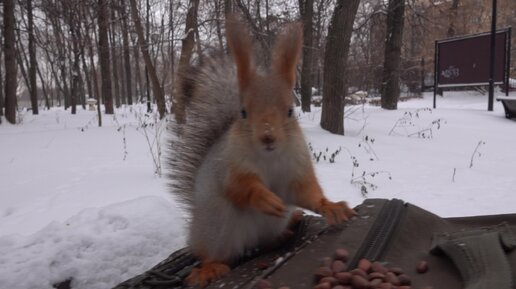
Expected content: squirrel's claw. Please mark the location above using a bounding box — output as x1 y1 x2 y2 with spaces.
318 200 356 225
253 190 286 217
185 261 230 288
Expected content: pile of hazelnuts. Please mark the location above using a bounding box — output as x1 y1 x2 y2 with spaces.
312 248 431 289
254 248 432 289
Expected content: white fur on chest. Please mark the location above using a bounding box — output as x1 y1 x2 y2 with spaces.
189 132 312 261
252 153 298 201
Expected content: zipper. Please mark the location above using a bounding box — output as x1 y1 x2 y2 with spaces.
347 198 407 269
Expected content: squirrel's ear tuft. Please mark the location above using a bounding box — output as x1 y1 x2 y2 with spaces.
226 14 254 92
271 23 303 89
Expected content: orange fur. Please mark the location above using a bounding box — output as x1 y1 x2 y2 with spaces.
225 15 255 92
291 171 356 225
271 23 303 88
185 261 230 287
225 171 286 217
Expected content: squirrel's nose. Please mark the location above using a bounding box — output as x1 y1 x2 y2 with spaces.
261 135 275 145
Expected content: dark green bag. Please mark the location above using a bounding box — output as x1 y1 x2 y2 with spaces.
113 199 516 289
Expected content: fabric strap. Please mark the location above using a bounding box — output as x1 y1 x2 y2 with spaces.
431 223 516 289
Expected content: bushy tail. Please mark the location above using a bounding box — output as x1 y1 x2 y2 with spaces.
168 56 240 213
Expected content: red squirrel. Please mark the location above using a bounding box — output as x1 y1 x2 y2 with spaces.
169 15 355 287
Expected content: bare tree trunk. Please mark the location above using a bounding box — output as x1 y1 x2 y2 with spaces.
157 14 168 93
70 66 79 115
255 0 261 28
235 0 270 65
78 5 92 105
36 64 50 109
168 0 176 100
173 0 199 124
15 32 30 94
49 16 71 109
380 0 405 110
299 0 314 112
4 0 17 124
14 8 31 107
121 2 133 105
98 0 114 114
65 2 83 115
37 22 52 109
70 18 82 115
84 5 100 106
43 47 63 106
28 0 38 114
132 36 143 102
214 0 224 52
129 0 167 119
320 0 360 135
313 0 326 93
225 0 233 14
0 25 4 118
80 31 92 106
84 6 102 126
110 5 121 108
223 0 233 54
87 26 99 104
110 36 121 108
0 71 3 119
50 17 71 109
265 0 270 38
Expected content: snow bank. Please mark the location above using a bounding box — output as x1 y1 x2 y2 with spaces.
0 197 185 289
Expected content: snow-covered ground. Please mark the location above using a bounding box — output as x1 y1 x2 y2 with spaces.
1 91 515 289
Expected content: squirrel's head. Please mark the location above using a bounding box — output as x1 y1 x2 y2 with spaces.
226 15 303 153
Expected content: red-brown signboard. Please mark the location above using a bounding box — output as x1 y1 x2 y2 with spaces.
436 29 510 87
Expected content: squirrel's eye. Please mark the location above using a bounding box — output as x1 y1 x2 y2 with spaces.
241 109 247 119
287 108 293 118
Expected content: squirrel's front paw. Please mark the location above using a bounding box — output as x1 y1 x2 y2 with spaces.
250 189 286 217
185 261 230 287
317 199 356 225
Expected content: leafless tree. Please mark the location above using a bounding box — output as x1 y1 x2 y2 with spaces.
0 24 4 119
120 1 133 105
98 0 114 114
381 0 405 110
299 0 314 112
173 0 199 124
130 0 167 119
320 0 360 135
4 0 17 124
110 4 121 108
27 0 38 114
